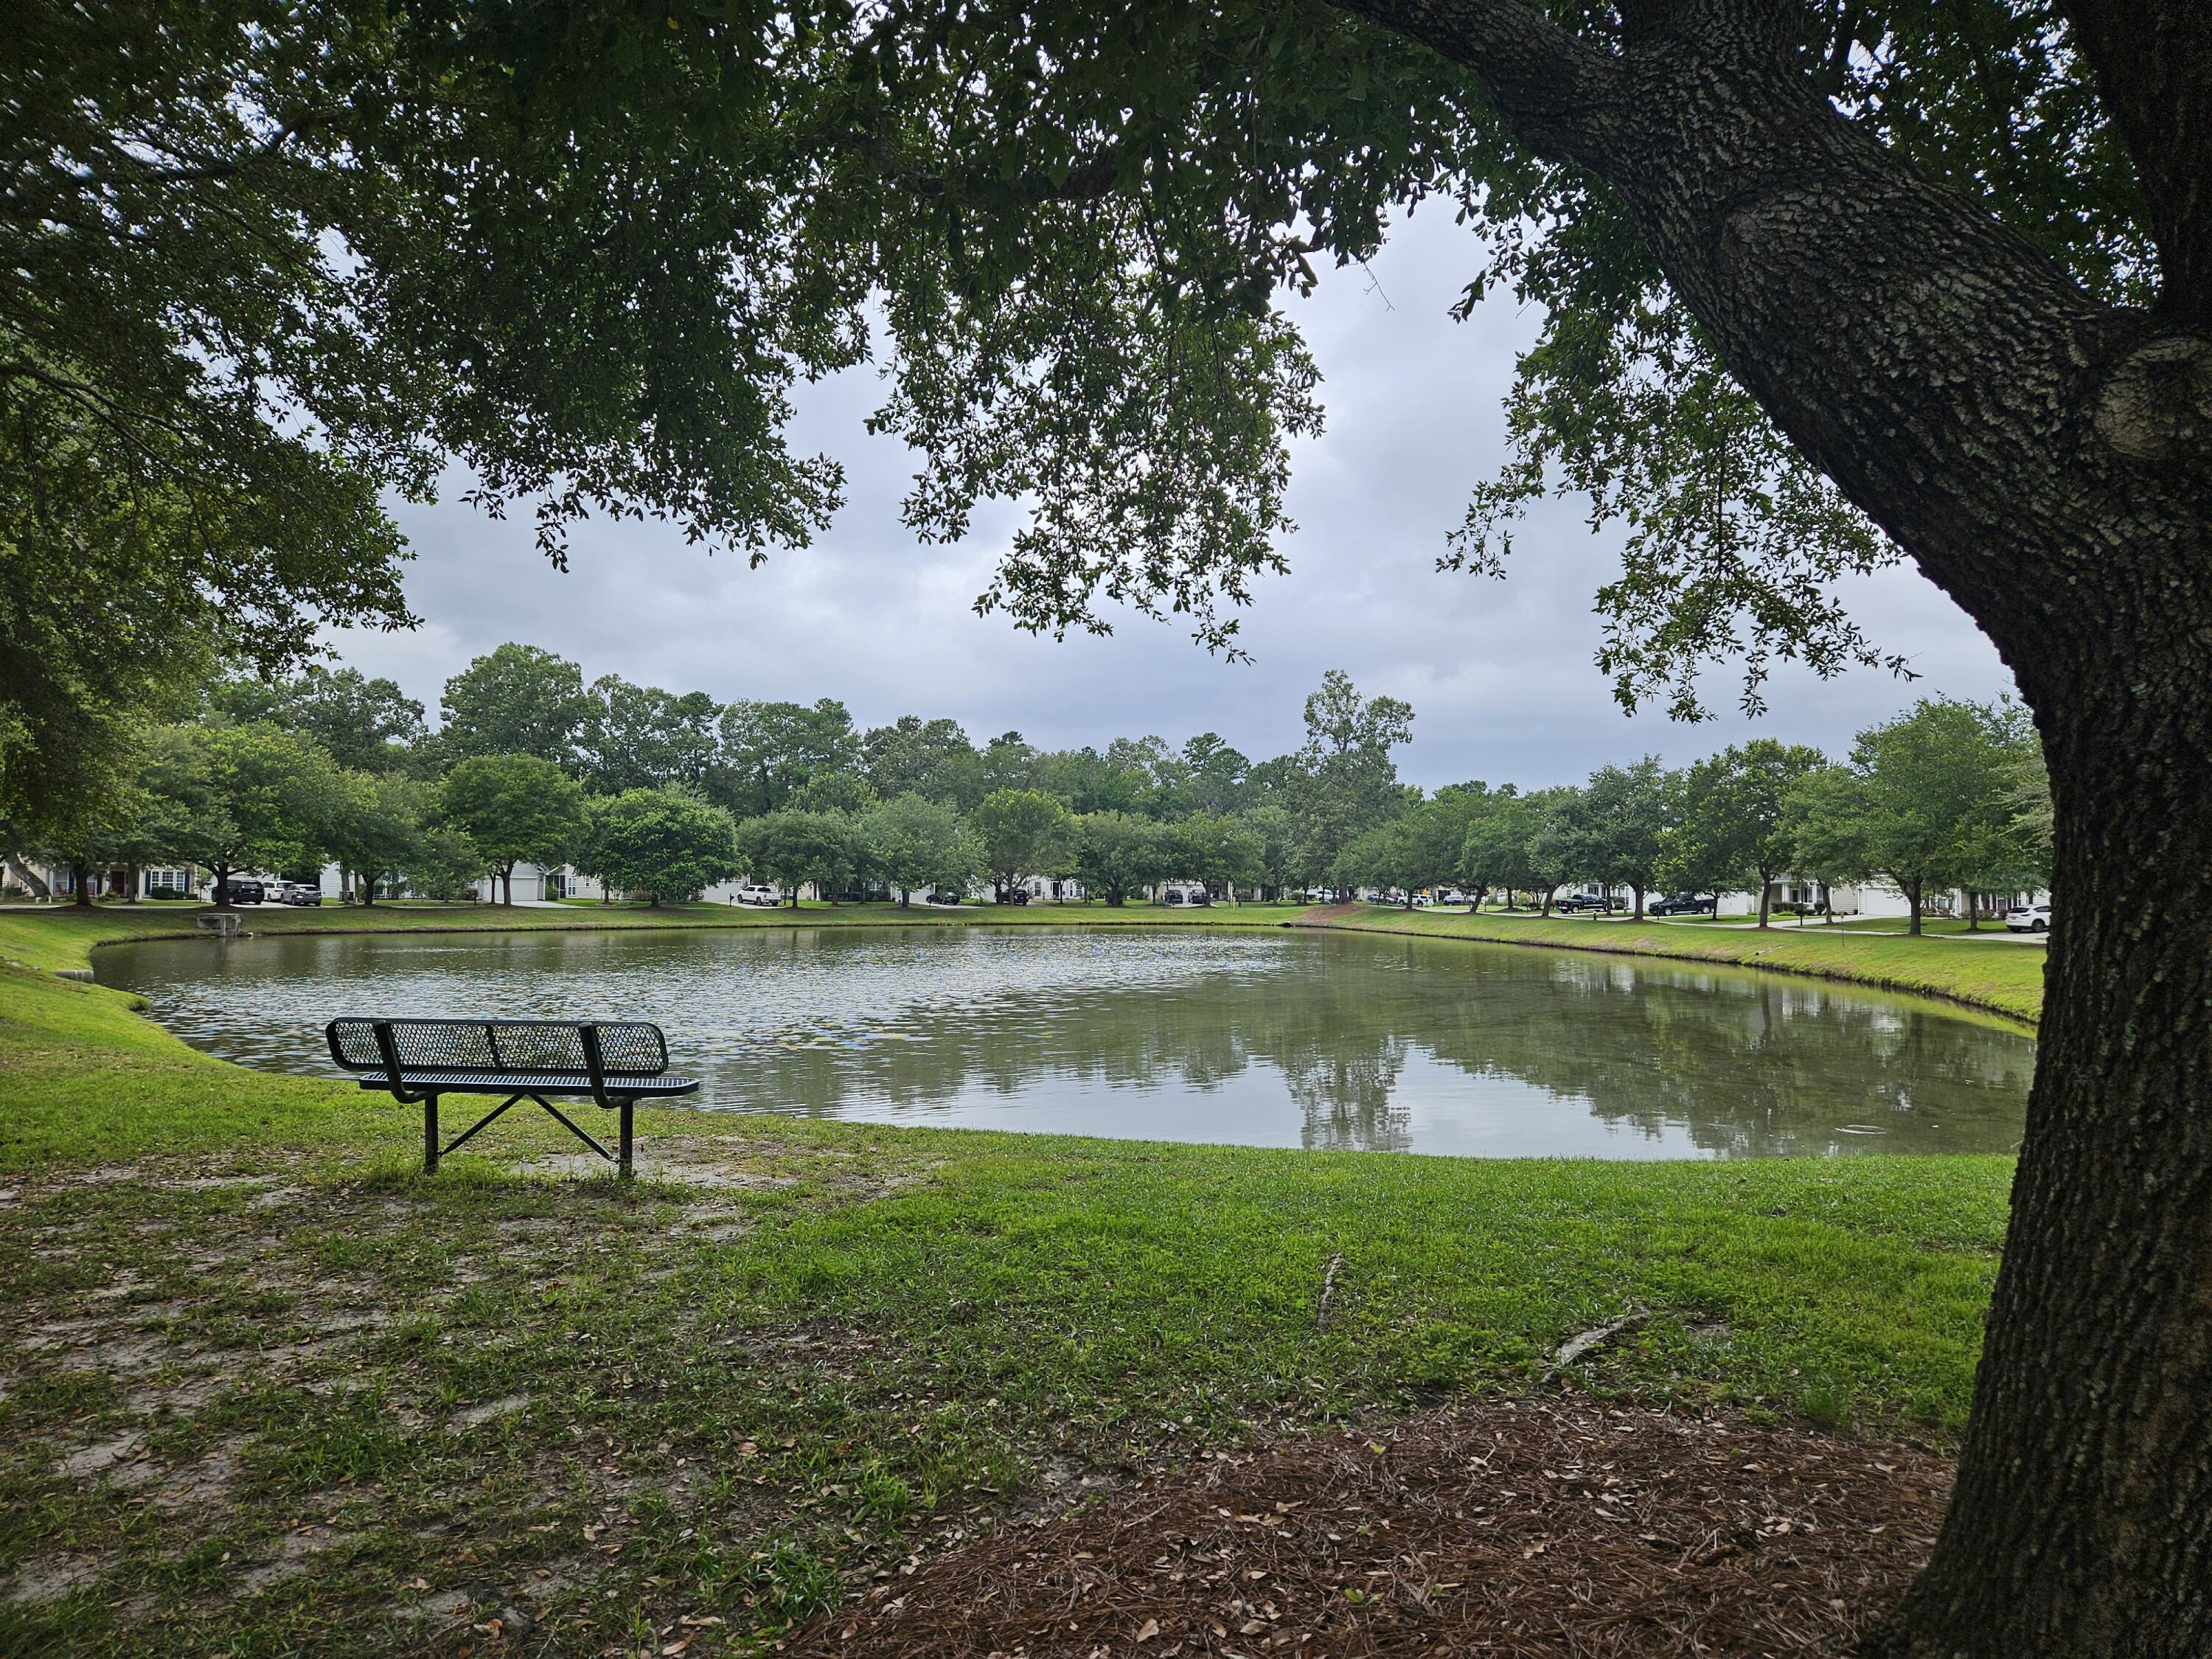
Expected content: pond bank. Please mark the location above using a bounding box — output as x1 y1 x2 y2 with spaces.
1302 905 2045 1027
94 922 2032 1158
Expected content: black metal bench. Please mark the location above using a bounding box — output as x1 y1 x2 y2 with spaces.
325 1017 700 1177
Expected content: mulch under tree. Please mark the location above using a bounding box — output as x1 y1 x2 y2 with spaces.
789 1397 1953 1658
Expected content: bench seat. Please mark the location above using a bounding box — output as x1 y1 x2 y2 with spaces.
345 1070 701 1097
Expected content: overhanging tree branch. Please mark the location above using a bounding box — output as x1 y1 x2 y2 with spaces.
1331 0 1624 164
2058 1 2212 321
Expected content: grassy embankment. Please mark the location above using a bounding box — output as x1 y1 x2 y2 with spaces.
1307 905 2045 1026
1 902 2017 1655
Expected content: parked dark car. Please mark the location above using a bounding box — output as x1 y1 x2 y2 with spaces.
226 879 265 904
1647 892 1716 916
1555 893 1618 914
285 883 323 906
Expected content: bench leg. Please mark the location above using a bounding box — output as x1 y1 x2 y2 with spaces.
619 1101 634 1180
423 1094 439 1175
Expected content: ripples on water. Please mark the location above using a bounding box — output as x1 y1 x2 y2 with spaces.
97 924 2035 1159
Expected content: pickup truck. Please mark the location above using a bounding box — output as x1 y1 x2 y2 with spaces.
1554 893 1619 914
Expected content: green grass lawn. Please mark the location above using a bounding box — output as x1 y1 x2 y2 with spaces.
1315 905 2045 1025
0 905 2015 1655
1818 914 2039 937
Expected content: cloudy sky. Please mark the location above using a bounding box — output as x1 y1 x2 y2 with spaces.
330 209 2018 794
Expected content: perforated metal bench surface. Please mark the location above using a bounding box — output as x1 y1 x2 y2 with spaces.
325 1016 700 1175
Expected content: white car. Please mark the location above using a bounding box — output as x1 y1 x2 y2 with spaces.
736 884 780 907
2005 902 2051 933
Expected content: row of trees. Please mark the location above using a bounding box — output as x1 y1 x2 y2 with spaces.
1334 700 2049 932
24 655 2046 929
201 646 1411 836
10 656 1425 907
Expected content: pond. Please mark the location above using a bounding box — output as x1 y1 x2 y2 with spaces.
94 925 2035 1159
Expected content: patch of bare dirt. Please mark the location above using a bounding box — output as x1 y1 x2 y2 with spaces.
509 1141 799 1189
58 1431 159 1488
793 1397 1952 1658
724 1318 882 1368
4 1552 104 1606
450 1393 532 1430
234 1526 355 1595
150 1441 244 1510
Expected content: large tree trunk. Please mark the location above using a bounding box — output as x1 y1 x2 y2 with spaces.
1873 701 2212 1657
70 858 91 906
1331 4 2212 1648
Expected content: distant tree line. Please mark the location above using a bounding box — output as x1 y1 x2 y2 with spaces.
1332 701 2050 933
7 644 2048 927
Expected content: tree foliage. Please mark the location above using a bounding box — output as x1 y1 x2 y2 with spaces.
713 698 862 816
326 771 439 902
1570 759 1677 916
970 788 1079 897
579 789 740 906
579 678 720 796
149 722 346 903
737 810 860 906
435 754 585 903
1074 812 1172 906
438 646 594 768
1785 699 2039 933
212 668 428 774
863 793 984 904
1669 740 1826 927
1287 670 1415 882
863 716 984 808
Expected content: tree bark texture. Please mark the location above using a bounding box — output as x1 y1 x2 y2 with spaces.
1339 0 2212 1650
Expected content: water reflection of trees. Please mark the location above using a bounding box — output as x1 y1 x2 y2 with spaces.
703 934 2034 1158
1413 953 2036 1156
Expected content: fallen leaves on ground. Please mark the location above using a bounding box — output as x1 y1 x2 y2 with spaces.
787 1395 1952 1657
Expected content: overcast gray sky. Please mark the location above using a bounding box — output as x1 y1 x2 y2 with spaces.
328 209 2018 793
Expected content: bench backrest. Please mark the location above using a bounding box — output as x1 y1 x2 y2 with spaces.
325 1017 670 1079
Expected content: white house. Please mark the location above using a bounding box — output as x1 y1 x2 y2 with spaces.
4 856 209 902
1711 877 2048 921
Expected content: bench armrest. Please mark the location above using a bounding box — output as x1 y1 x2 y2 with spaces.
370 1020 431 1104
578 1021 613 1109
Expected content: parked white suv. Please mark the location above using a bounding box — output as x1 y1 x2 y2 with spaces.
2005 902 2051 933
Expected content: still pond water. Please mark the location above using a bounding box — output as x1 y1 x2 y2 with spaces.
97 925 2035 1159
